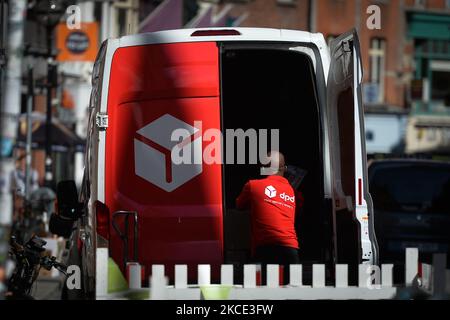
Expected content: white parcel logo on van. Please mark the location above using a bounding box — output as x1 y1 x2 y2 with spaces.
265 185 277 198
134 114 202 192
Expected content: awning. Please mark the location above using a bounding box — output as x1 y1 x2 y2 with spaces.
139 0 183 33
15 112 85 152
407 11 450 40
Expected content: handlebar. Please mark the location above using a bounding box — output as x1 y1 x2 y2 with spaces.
9 235 68 275
7 234 68 298
40 255 68 276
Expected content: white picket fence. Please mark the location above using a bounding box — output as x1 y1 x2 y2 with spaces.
419 253 450 296
96 248 449 300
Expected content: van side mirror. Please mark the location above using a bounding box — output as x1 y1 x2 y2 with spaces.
49 180 83 238
56 180 82 219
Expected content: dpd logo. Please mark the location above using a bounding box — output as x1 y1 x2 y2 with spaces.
265 185 277 198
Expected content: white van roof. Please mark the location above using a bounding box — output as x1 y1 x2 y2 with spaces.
99 27 332 126
113 27 327 50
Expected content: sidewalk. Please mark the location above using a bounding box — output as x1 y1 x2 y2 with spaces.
32 275 65 300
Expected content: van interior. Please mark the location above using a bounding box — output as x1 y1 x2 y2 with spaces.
220 47 334 283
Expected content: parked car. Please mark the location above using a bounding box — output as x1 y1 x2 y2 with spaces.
52 27 378 296
369 159 450 282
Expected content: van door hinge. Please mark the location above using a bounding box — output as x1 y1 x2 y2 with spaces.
342 40 353 52
96 112 108 130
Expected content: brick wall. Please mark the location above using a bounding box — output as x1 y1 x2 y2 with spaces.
227 0 309 30
219 0 449 109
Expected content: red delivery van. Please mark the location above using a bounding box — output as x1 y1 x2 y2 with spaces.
54 28 379 297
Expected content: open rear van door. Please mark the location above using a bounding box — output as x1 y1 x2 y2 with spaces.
327 30 378 266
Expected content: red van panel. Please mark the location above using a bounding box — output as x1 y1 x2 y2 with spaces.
105 42 223 281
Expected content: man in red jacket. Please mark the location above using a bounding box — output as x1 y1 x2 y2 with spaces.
236 151 300 283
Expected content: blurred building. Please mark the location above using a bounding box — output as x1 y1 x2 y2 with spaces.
15 0 450 190
21 1 95 187
222 0 310 30
403 0 450 154
196 0 450 156
314 0 450 155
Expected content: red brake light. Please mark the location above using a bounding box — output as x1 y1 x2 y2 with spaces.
95 200 110 240
358 178 363 206
191 29 241 37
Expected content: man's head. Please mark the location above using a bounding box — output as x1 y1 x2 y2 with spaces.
262 151 286 176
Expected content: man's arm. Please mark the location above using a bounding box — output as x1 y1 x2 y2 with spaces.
236 181 251 210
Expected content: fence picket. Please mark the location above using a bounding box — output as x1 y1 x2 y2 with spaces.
267 264 279 288
198 264 211 286
289 264 302 287
312 264 325 288
405 248 419 286
175 265 187 289
335 264 348 288
381 264 393 287
244 264 257 288
221 264 234 286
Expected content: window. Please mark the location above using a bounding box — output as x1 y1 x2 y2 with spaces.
415 0 426 8
368 38 386 104
327 35 338 48
431 71 450 104
447 0 450 9
277 0 297 6
108 0 139 37
430 60 450 107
